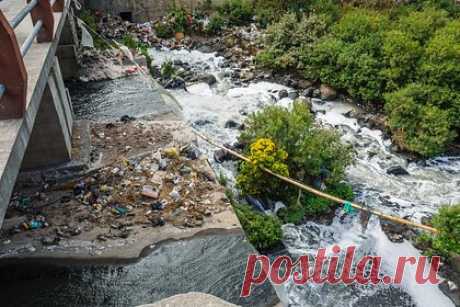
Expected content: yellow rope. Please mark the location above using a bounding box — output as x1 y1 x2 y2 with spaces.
193 130 439 234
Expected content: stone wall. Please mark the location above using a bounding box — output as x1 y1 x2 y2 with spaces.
84 0 226 23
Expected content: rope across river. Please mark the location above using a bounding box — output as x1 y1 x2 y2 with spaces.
193 130 439 234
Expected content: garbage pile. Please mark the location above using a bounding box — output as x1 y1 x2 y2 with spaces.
2 122 230 247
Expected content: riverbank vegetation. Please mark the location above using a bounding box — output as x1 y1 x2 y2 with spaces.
417 204 460 259
255 0 460 157
233 102 354 248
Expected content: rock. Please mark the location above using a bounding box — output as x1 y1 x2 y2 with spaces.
288 91 299 99
312 88 321 98
298 79 313 89
303 87 315 98
387 166 410 176
240 71 255 82
278 89 289 99
320 84 337 100
193 119 212 126
213 149 233 163
165 77 186 90
120 115 136 123
201 74 217 85
224 120 241 129
41 236 59 246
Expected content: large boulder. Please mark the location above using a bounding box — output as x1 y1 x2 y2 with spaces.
320 84 337 100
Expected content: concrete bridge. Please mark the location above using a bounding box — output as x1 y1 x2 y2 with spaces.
0 0 77 225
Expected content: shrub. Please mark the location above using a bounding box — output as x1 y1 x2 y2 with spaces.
238 102 354 217
236 138 289 198
385 83 457 156
257 13 330 70
304 9 388 102
160 61 177 78
235 205 283 251
240 101 353 186
154 22 174 38
218 0 254 26
167 6 189 33
205 14 225 34
431 204 460 256
419 20 460 91
121 34 138 49
397 7 449 43
381 30 422 91
417 204 460 258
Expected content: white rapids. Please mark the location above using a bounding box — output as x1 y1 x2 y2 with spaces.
150 47 459 307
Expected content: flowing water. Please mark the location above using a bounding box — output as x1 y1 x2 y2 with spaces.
148 47 460 307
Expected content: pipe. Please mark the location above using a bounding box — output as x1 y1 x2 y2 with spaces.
11 0 39 29
20 19 43 57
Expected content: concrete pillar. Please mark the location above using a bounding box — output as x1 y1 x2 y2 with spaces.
57 7 79 80
21 57 73 170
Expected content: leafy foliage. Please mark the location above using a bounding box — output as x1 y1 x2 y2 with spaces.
235 205 283 251
417 204 460 258
154 22 174 38
237 138 289 198
238 102 354 218
205 14 225 34
258 3 460 156
218 0 254 26
385 83 458 156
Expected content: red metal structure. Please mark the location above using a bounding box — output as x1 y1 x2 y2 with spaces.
0 11 28 119
0 0 61 119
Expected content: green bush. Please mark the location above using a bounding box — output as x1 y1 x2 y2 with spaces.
167 6 189 33
381 30 422 91
257 13 330 70
160 61 177 78
397 7 449 43
385 83 457 156
419 20 460 91
218 0 254 26
205 14 225 34
121 34 138 49
256 3 460 156
236 138 289 198
235 205 283 251
240 101 353 186
238 101 354 217
155 22 174 38
417 204 460 258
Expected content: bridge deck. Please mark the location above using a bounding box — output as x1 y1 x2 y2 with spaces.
0 0 69 222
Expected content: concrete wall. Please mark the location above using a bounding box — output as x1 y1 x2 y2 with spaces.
85 0 226 22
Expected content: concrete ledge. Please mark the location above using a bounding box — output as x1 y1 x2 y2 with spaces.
137 292 238 307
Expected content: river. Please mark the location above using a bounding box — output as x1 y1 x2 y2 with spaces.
6 46 457 307
146 47 459 307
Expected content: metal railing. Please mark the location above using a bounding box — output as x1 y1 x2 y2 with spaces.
0 0 64 115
